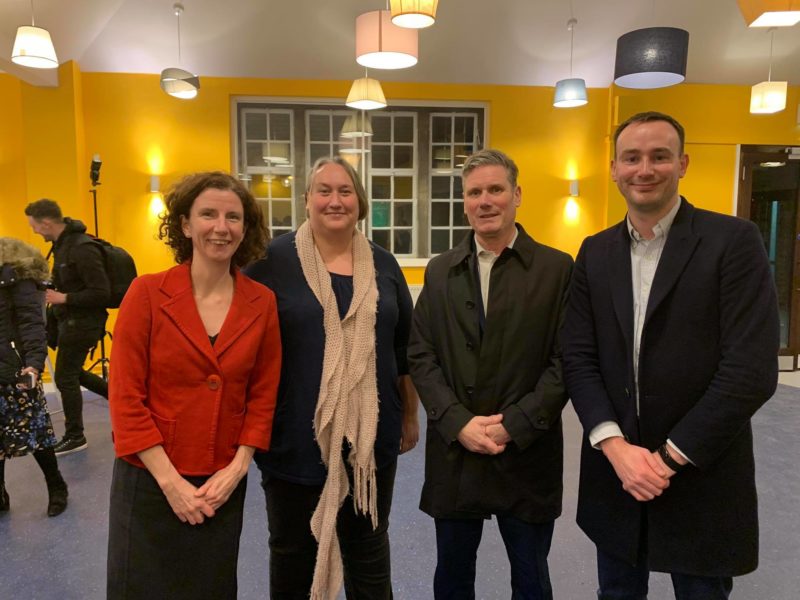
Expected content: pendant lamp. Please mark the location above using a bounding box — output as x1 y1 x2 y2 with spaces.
341 113 374 138
614 27 689 89
160 3 200 99
356 10 418 70
737 0 800 27
750 29 787 114
11 1 58 69
554 18 587 108
390 0 439 29
346 75 387 110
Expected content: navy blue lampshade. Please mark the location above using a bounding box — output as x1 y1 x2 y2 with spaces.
614 27 689 89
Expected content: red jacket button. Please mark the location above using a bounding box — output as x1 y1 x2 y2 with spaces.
207 375 221 390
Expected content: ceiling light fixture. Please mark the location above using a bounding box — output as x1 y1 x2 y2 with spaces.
390 0 438 29
750 28 787 114
356 10 418 69
554 18 588 108
737 0 800 27
160 3 200 99
345 72 388 110
11 0 58 69
613 27 689 89
341 113 374 138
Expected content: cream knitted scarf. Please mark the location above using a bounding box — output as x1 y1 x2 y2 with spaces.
295 221 380 600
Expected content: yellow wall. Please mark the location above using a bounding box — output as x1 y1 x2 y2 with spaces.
0 76 28 240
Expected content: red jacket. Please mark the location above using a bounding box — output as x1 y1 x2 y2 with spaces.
109 262 281 476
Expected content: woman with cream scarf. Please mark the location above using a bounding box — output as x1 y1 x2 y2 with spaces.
245 156 417 599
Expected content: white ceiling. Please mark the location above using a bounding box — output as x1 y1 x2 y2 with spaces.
1 0 799 89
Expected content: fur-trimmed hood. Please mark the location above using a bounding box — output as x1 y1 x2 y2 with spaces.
0 237 50 283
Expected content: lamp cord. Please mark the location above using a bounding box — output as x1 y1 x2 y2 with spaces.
176 9 182 64
30 0 35 26
767 28 774 82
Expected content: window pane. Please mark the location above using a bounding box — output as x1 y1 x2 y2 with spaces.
272 200 293 227
270 113 291 140
372 202 390 227
372 229 390 251
247 142 265 167
432 117 451 143
395 176 413 199
454 145 472 168
453 177 463 197
245 113 267 140
394 202 412 226
453 201 467 225
394 146 413 169
431 229 451 254
431 202 450 226
453 228 470 247
333 114 347 139
272 178 293 199
395 116 414 143
453 117 474 143
431 176 451 199
394 229 412 254
309 115 330 141
310 143 329 163
372 116 391 143
431 146 451 170
372 145 391 169
372 176 391 199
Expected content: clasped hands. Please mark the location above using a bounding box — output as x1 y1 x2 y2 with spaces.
600 437 686 502
457 414 510 455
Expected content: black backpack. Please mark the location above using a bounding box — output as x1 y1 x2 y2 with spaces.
88 237 138 308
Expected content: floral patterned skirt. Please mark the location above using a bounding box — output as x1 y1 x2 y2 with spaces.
0 381 57 459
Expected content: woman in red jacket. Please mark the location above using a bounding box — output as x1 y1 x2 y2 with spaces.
107 172 281 599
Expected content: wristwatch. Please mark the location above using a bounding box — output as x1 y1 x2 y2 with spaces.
657 443 685 472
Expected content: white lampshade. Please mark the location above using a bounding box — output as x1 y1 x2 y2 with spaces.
11 25 58 69
390 0 438 28
554 78 588 108
346 77 387 110
262 142 291 164
737 0 800 26
160 68 200 99
356 10 418 70
341 114 373 138
750 80 787 114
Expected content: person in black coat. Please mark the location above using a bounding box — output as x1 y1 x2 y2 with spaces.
0 237 68 517
409 149 573 600
25 199 110 455
562 112 779 600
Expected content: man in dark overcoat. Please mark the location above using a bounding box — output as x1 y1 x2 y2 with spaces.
562 111 779 600
408 149 573 600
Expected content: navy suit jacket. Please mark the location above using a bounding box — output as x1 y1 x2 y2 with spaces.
563 198 779 576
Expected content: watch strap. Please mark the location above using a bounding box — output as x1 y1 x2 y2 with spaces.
658 443 685 472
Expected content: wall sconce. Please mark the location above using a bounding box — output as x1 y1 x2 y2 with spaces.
569 180 580 197
150 175 160 193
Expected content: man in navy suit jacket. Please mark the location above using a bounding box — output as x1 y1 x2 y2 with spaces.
563 111 779 600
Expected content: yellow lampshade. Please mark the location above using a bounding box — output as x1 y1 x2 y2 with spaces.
390 0 438 29
11 25 58 69
737 0 800 26
356 10 418 70
345 77 387 110
750 80 787 114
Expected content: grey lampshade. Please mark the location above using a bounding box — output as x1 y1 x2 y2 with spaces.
614 27 689 89
160 67 200 99
554 78 588 108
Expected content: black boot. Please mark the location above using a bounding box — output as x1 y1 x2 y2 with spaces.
0 483 8 512
33 448 68 517
46 479 68 517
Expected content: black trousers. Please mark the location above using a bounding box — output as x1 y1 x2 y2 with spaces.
262 459 397 600
55 320 107 439
107 458 246 600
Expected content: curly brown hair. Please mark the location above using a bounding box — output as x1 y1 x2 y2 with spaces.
158 171 269 267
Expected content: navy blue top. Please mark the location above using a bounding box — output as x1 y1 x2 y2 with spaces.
244 232 413 485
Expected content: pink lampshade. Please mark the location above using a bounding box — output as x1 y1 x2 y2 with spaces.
356 10 418 70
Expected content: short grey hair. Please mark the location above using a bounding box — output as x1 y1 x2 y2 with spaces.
461 149 519 189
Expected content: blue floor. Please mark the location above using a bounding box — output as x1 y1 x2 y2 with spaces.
2 387 799 599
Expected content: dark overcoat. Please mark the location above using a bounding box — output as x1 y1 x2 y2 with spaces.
562 199 779 576
408 225 573 523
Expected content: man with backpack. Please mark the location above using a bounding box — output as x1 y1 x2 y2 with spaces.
25 199 110 455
